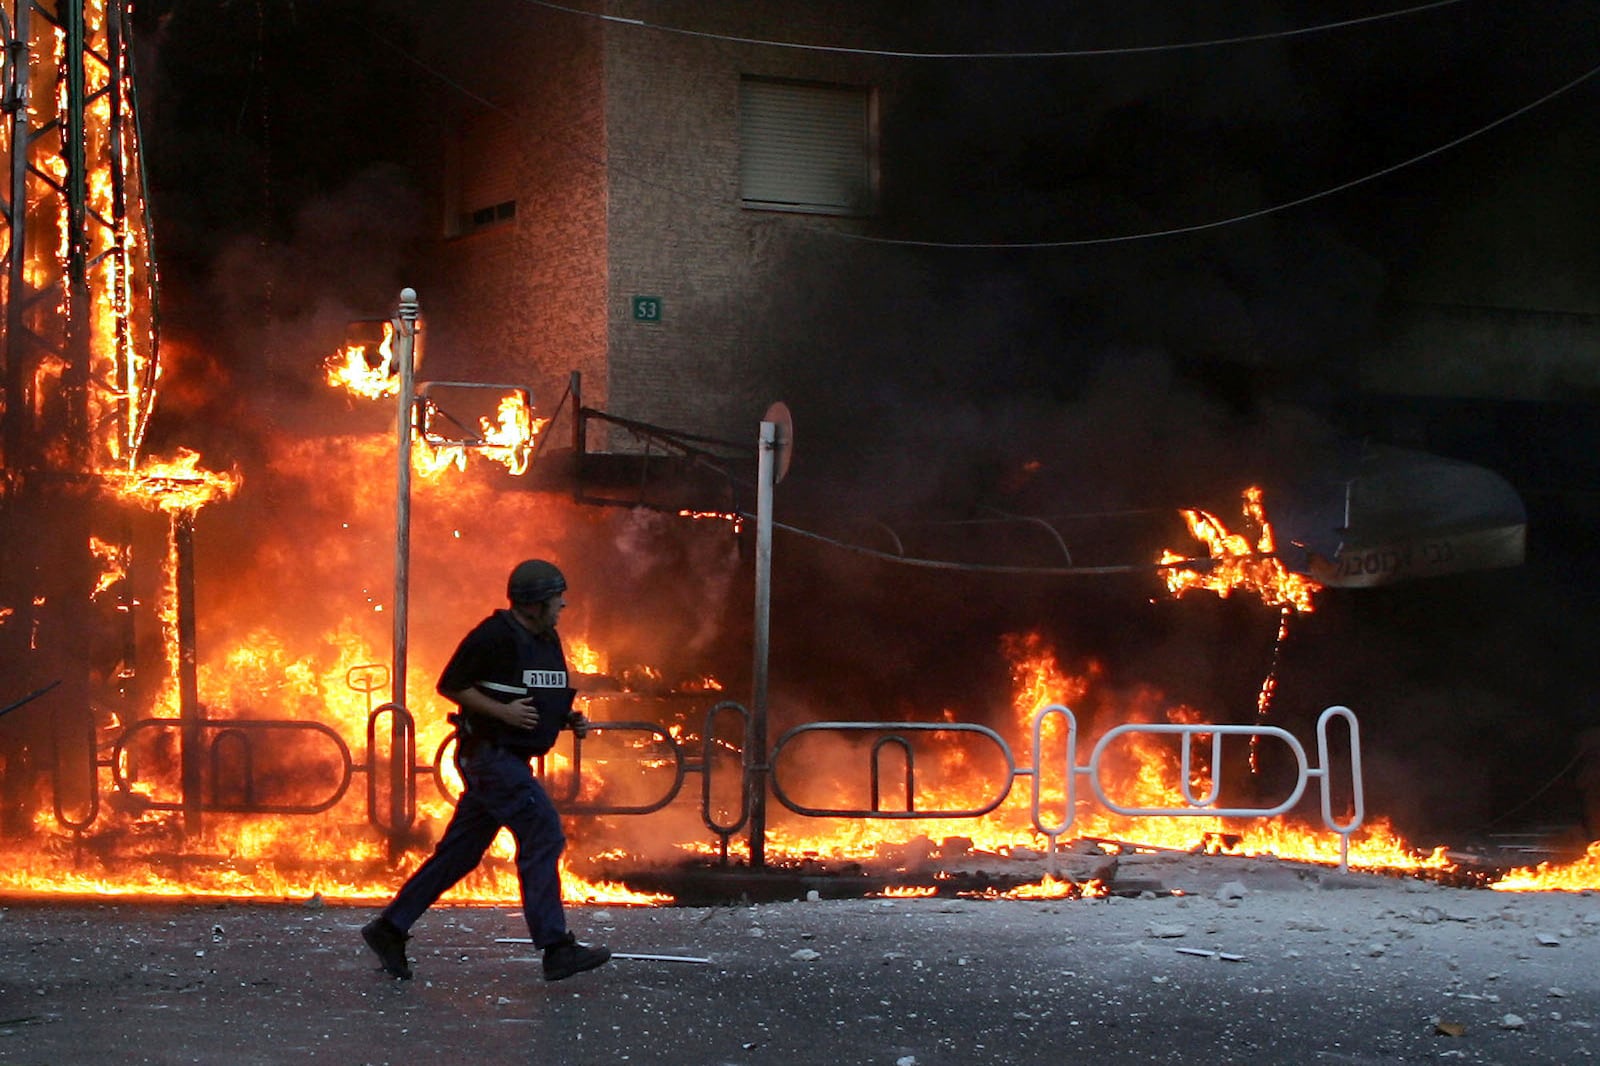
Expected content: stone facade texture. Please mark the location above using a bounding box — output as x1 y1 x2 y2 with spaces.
403 1 910 452
406 2 610 443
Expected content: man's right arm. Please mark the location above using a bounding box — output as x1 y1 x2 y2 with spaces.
442 684 542 731
437 619 542 732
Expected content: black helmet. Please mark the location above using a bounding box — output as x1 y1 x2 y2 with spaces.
507 559 567 605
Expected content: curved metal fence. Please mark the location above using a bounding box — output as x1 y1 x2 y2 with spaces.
48 669 1365 869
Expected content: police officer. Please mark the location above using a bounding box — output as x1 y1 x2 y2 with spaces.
362 559 611 982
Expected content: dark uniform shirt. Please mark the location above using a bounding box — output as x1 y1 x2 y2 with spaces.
436 610 574 756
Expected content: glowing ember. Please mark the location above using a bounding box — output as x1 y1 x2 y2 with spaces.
999 874 1105 900
1160 487 1320 613
678 510 745 532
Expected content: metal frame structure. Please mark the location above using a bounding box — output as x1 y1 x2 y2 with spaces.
0 0 162 832
1 0 160 487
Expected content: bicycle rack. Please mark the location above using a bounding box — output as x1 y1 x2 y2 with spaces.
110 717 354 815
43 676 1364 872
766 706 1365 870
1027 704 1364 869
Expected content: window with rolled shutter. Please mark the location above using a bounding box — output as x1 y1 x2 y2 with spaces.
740 77 875 216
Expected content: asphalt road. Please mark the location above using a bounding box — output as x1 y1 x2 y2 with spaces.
2 859 1597 1065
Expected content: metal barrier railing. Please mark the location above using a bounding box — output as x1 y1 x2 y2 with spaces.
1029 704 1364 869
427 699 754 864
110 718 354 815
51 681 1363 871
770 722 1016 819
767 705 1365 870
51 703 98 831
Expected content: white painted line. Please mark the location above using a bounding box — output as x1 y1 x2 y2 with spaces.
493 938 711 964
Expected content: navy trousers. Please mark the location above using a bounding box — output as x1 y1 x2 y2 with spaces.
382 742 569 947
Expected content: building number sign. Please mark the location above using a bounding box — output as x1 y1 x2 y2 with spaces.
632 296 662 323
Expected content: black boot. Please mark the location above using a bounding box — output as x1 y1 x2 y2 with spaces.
542 932 611 981
362 916 413 980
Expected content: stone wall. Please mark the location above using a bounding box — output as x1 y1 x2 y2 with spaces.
600 1 905 448
405 2 609 435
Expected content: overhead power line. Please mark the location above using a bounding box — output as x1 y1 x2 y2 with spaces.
823 59 1600 249
517 0 1469 59
756 515 1199 578
347 9 1599 249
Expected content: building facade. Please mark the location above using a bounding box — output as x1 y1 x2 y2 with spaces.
391 0 1599 513
399 1 917 452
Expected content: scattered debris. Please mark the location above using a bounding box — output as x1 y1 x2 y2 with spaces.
1285 916 1330 933
1080 836 1193 856
492 939 711 963
1175 948 1246 962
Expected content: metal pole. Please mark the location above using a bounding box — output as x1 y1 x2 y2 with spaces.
391 289 419 712
4 8 31 457
749 419 776 868
570 370 584 457
175 509 202 833
570 370 586 501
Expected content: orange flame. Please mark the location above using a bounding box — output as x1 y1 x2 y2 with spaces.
678 510 745 532
89 535 126 598
1160 487 1319 613
414 393 544 478
567 638 606 675
8 379 1588 905
1491 841 1600 892
1000 874 1106 900
322 322 399 400
101 447 241 514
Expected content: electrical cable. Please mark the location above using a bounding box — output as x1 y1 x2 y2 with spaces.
515 0 1470 59
1472 747 1588 831
341 11 1600 250
745 511 1211 577
821 59 1600 248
